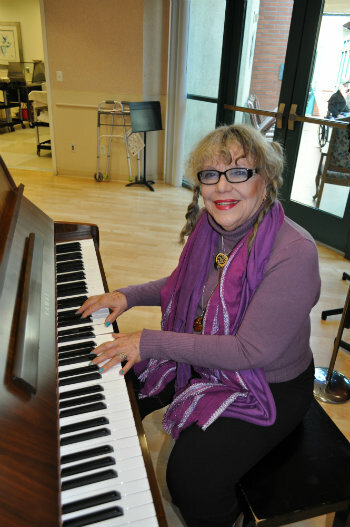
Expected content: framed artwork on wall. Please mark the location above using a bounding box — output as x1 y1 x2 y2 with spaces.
0 22 23 64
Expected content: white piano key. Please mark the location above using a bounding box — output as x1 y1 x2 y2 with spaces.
61 488 154 522
57 321 113 335
81 502 157 527
58 374 127 395
61 475 152 505
61 449 144 473
61 454 147 487
58 334 114 350
60 436 143 468
60 406 133 430
83 515 159 527
60 425 138 457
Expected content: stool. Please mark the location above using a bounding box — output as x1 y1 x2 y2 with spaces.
238 398 350 527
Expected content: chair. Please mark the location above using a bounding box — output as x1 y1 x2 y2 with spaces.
246 94 276 140
314 123 350 208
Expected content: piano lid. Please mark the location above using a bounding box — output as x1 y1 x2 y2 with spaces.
0 157 60 526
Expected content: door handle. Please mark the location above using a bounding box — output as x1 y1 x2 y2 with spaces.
288 103 298 130
287 104 348 131
276 103 285 129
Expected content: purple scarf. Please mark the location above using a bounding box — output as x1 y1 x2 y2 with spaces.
134 202 284 439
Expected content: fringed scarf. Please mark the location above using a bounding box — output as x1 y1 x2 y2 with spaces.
134 202 284 439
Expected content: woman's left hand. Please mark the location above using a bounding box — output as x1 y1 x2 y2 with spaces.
90 331 142 375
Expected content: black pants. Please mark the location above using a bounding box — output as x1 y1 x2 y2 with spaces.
130 360 315 527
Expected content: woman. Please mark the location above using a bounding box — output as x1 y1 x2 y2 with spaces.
78 124 321 527
327 82 349 118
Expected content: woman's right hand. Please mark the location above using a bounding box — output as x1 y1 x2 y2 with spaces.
77 291 127 326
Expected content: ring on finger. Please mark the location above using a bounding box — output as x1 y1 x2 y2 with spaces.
120 352 127 362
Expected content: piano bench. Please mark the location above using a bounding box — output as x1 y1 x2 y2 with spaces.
238 398 350 527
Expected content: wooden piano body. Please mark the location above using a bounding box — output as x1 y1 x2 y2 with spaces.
0 157 166 526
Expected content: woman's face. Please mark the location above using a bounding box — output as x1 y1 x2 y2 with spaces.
200 142 267 231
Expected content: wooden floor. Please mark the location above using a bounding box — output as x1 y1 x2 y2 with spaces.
10 168 350 527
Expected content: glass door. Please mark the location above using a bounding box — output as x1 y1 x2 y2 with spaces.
182 0 227 186
221 0 350 257
281 1 350 257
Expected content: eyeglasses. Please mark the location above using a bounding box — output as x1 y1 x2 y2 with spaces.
197 168 259 185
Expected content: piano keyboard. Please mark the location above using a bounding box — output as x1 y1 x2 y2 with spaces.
56 239 159 527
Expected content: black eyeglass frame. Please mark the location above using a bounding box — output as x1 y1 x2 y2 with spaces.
197 168 259 185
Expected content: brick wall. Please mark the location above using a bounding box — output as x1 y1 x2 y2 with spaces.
250 0 293 110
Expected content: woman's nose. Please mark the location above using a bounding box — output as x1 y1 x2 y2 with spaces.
216 173 233 192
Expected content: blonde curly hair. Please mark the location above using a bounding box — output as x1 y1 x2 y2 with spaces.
179 124 284 248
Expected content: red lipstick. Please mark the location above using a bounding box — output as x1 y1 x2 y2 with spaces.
214 200 239 210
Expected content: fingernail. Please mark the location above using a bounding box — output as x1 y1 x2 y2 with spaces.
89 361 94 366
119 369 124 375
75 310 79 315
99 367 104 373
106 321 111 327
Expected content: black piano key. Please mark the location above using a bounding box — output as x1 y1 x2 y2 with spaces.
60 416 109 435
59 355 93 366
58 330 95 343
56 242 82 253
62 505 123 527
58 308 89 319
61 490 121 515
58 341 96 354
58 317 93 329
59 348 94 359
56 251 82 263
57 260 84 273
57 271 86 284
59 385 104 400
57 279 86 291
60 401 106 419
61 455 115 477
61 445 114 465
59 393 105 409
58 327 94 338
60 427 111 446
57 295 88 310
61 469 118 491
59 372 102 386
59 364 99 379
57 283 88 297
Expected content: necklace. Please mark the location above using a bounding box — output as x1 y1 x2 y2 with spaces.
215 235 228 269
193 236 234 331
193 280 218 332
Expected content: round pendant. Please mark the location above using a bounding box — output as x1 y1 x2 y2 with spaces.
215 252 228 269
193 316 203 332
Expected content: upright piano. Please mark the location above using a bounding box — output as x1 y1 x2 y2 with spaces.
0 158 167 527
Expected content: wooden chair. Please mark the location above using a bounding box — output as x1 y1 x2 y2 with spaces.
314 123 350 208
246 95 276 140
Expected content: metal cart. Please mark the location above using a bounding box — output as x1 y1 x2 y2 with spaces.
94 100 144 182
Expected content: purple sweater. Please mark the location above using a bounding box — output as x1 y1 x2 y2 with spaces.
119 211 321 383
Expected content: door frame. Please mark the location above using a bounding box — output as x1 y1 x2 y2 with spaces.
218 0 350 257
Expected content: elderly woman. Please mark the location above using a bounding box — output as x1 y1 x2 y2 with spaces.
78 124 321 527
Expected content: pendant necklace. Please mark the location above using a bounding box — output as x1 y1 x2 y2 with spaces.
215 235 228 269
193 284 214 332
193 236 232 332
193 244 224 332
